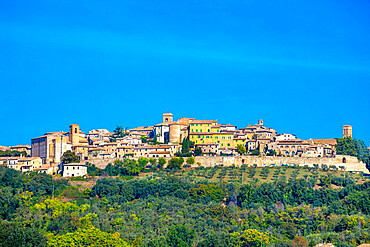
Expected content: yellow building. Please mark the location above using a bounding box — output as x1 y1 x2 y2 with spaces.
189 120 218 133
189 120 237 147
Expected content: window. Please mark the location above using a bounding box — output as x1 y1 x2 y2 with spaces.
75 128 77 133
222 137 225 139
208 129 210 132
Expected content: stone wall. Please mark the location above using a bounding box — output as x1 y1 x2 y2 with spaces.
85 155 369 173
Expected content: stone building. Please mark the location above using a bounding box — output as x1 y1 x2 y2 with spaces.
343 125 352 138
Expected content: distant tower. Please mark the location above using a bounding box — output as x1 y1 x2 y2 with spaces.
343 125 352 138
163 113 173 123
69 124 80 145
259 119 263 126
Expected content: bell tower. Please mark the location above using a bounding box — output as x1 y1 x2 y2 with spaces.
163 113 173 123
343 125 352 138
258 119 263 126
69 124 80 145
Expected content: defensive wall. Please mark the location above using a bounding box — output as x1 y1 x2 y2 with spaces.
86 155 369 173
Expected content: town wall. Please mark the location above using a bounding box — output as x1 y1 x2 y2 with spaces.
86 155 369 173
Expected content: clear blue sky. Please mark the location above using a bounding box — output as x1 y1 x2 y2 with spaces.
1 0 369 146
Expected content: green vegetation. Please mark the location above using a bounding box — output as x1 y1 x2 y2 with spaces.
336 137 370 169
1 162 370 247
237 144 246 155
61 150 80 164
109 126 127 142
0 150 28 157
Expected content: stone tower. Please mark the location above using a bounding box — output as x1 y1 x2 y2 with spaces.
259 119 263 126
343 125 352 138
163 113 173 123
69 124 80 145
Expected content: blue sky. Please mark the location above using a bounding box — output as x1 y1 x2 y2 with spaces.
0 0 369 146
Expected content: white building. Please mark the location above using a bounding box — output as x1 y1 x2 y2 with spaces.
62 163 87 177
276 133 297 141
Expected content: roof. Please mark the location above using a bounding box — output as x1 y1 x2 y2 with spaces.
220 124 237 127
19 157 41 161
10 145 31 149
190 120 217 124
195 143 219 146
63 163 87 167
149 151 171 154
312 139 337 146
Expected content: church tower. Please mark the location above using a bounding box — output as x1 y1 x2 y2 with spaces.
69 124 80 145
163 113 173 123
343 125 352 138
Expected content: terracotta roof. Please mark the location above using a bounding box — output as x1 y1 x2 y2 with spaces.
220 124 237 127
149 151 171 154
191 120 217 124
63 163 86 166
312 139 337 146
19 157 40 161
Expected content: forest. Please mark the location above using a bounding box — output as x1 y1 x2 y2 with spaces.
1 160 370 247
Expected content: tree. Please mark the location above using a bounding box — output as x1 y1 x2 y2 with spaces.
0 221 47 247
138 157 149 169
250 149 260 156
186 157 195 166
61 150 80 164
48 227 129 247
123 159 141 175
193 146 203 156
336 137 357 156
181 138 190 156
237 144 246 155
110 126 126 142
158 157 166 169
166 224 195 247
292 236 309 247
167 158 182 170
149 158 157 167
141 135 148 143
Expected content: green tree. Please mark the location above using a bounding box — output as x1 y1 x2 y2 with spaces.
166 224 195 247
186 157 195 166
123 159 141 175
237 144 246 155
336 137 357 156
61 150 80 164
158 157 166 169
168 157 182 170
110 126 126 142
0 221 47 247
193 146 203 156
149 158 157 167
138 157 149 169
48 227 129 247
141 135 148 143
181 138 190 156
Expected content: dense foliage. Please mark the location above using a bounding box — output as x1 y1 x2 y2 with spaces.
1 163 370 246
0 150 28 157
336 137 370 169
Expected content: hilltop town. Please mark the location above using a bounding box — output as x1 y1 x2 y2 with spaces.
1 113 369 176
